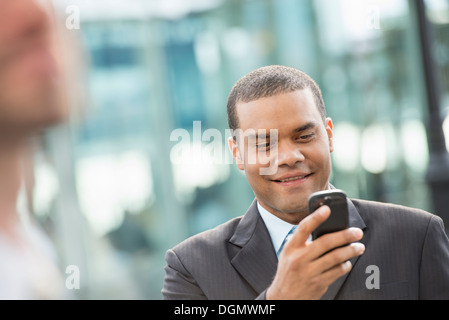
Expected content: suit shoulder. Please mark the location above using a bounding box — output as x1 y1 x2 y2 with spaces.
351 198 431 216
352 198 428 212
350 198 440 230
165 216 243 276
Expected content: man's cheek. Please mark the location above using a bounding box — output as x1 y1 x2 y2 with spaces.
259 153 278 176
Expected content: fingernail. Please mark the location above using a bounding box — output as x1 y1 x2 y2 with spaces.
351 242 365 254
350 228 363 238
343 260 352 271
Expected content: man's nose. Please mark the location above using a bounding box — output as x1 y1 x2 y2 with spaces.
276 142 305 167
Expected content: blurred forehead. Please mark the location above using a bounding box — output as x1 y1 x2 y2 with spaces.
0 0 53 57
0 0 51 28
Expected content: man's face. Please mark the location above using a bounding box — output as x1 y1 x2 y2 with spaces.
0 0 66 137
229 89 334 224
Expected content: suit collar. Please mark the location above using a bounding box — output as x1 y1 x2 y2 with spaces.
348 197 367 230
229 200 278 294
229 200 260 247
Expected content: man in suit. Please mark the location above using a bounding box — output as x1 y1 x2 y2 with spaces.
162 65 449 300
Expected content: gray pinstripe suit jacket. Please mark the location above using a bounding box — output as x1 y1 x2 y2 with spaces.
162 198 449 300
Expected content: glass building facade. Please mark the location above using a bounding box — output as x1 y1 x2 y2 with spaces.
32 0 449 298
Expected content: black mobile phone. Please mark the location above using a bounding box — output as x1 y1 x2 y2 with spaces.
308 189 349 241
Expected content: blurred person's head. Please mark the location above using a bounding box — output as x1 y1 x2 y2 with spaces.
0 0 68 140
0 2 76 300
227 65 334 224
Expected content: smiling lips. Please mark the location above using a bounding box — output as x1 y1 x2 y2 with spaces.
272 173 313 184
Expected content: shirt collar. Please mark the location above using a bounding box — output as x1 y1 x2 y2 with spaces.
257 201 297 255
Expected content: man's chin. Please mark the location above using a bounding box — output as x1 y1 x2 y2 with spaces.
272 201 309 215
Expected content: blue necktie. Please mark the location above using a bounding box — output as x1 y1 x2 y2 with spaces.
277 226 298 257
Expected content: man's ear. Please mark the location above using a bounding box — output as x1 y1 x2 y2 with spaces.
228 136 245 171
325 117 334 153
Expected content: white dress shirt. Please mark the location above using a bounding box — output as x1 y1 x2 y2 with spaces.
257 202 301 256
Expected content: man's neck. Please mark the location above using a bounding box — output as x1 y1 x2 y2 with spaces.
256 184 332 225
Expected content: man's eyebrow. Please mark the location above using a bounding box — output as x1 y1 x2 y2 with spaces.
293 122 317 133
246 131 274 140
245 122 318 139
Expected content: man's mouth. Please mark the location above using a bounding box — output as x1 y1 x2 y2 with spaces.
273 173 313 183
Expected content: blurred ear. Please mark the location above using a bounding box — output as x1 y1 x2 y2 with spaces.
325 118 334 153
228 137 244 171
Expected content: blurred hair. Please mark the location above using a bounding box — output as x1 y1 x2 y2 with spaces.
227 65 326 133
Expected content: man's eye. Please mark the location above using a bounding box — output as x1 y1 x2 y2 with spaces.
298 133 315 141
256 143 271 149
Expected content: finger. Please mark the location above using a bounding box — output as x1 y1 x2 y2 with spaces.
319 260 353 287
287 205 331 248
313 242 365 273
308 228 364 261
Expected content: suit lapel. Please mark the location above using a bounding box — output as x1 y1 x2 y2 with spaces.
321 198 367 300
229 200 278 295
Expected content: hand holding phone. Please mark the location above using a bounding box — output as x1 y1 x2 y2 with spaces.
267 189 364 300
308 189 349 241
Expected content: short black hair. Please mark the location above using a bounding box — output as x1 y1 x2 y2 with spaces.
227 65 326 131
